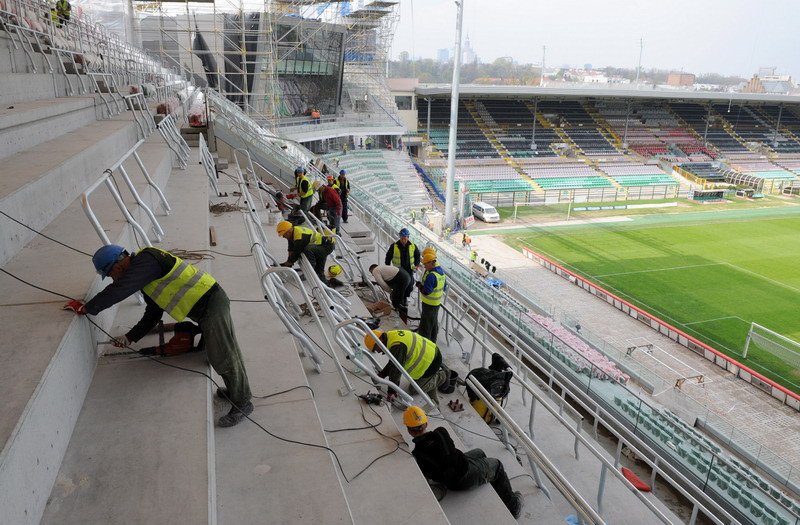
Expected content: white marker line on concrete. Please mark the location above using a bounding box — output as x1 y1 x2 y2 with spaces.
595 262 724 278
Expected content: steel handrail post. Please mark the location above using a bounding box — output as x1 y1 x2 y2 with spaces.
116 164 164 241
102 177 151 246
132 150 171 215
261 267 334 375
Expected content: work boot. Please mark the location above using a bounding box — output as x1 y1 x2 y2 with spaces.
507 491 524 519
218 401 254 427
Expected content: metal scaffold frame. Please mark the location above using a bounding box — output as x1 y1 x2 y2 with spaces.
132 0 400 128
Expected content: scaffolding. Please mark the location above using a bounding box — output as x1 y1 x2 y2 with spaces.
131 0 400 129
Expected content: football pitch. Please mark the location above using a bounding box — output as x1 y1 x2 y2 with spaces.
503 206 800 394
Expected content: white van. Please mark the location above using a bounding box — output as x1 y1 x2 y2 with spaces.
472 201 500 223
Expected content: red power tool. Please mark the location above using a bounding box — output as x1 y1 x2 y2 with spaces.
139 322 202 356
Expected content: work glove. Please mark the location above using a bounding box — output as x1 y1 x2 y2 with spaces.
111 335 132 348
62 300 86 315
386 391 398 403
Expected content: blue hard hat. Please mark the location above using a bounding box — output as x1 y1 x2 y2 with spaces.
295 166 305 174
339 169 346 175
92 244 125 278
399 228 410 237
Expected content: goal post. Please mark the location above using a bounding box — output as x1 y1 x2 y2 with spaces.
743 322 800 370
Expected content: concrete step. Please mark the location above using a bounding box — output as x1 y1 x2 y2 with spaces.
0 95 101 159
0 115 140 266
0 138 174 525
204 191 354 524
0 72 76 105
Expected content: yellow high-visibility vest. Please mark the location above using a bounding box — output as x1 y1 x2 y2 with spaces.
297 174 314 199
293 226 323 245
420 268 446 306
391 241 416 268
386 330 436 380
139 248 216 321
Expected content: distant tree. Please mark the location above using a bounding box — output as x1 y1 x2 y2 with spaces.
399 51 410 62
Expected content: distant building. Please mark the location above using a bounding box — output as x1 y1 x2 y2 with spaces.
437 48 449 63
462 34 477 64
667 73 695 86
741 73 795 94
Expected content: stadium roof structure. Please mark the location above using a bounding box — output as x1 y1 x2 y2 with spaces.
414 84 800 106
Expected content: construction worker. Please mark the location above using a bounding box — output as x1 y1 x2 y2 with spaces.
369 264 411 319
364 330 448 404
336 170 350 223
365 137 373 150
55 0 71 26
343 142 348 155
410 209 416 224
63 245 253 427
384 228 420 306
403 406 524 518
314 180 342 233
471 250 478 263
416 249 446 344
287 166 313 213
311 108 320 124
276 221 334 281
326 264 344 288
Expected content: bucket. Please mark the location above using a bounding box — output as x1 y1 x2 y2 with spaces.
438 370 459 394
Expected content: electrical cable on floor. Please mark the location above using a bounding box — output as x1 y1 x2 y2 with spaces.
0 267 403 483
0 210 93 257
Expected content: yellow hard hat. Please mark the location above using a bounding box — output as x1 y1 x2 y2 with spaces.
327 264 342 277
312 180 322 190
276 221 292 237
421 247 436 258
403 406 428 428
364 330 384 352
422 252 437 265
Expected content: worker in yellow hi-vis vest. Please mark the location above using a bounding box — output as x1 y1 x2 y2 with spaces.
63 245 253 427
416 249 447 344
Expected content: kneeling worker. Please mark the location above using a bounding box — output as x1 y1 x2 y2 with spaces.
364 329 448 404
368 264 411 320
276 220 334 281
404 406 524 518
63 245 253 427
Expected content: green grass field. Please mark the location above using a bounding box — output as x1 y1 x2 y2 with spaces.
503 206 800 393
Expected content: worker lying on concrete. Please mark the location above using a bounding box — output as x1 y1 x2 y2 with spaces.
276 220 334 281
368 264 410 321
364 329 449 404
63 245 253 427
403 406 524 518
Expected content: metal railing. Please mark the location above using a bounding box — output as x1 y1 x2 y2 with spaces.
198 133 221 196
158 113 190 169
81 139 170 247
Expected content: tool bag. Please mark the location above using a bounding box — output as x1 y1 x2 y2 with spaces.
465 354 512 423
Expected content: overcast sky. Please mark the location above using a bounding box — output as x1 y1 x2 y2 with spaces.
389 0 798 79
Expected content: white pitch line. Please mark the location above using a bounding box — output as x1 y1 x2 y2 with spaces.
683 315 748 326
595 262 724 278
723 262 800 295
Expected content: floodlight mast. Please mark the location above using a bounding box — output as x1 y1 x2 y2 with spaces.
444 0 465 232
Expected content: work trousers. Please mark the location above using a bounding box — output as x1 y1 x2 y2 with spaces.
387 269 411 313
453 449 516 510
341 196 349 222
401 266 415 304
303 243 334 280
196 287 252 406
326 207 341 233
416 362 449 405
417 303 440 344
299 195 313 213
